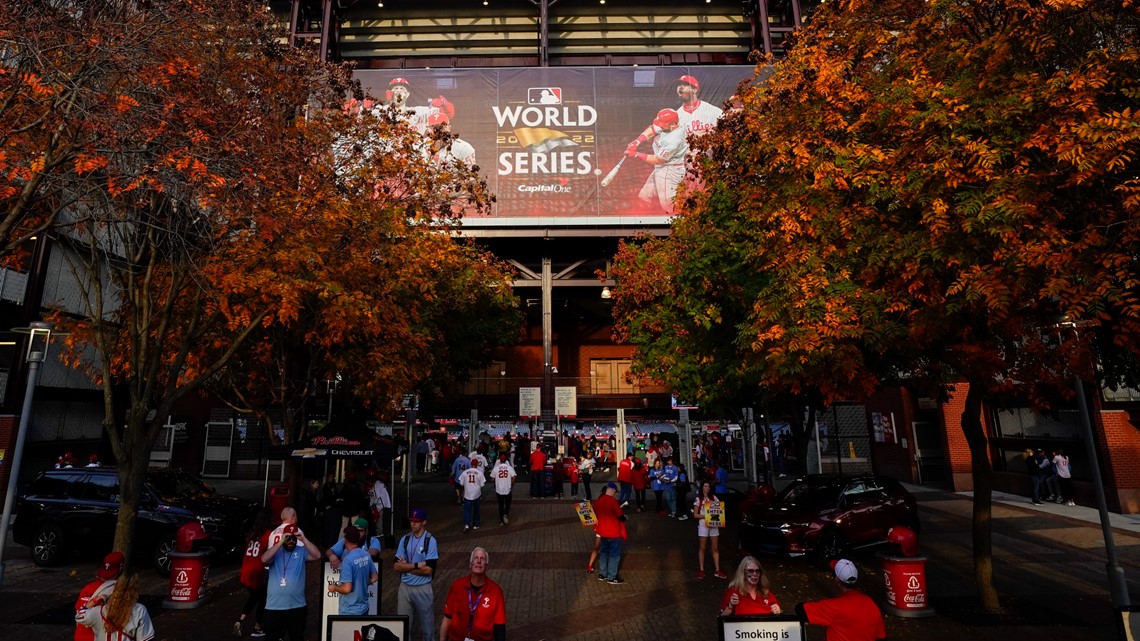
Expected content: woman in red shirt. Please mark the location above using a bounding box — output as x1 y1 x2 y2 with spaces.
631 458 649 512
720 556 781 616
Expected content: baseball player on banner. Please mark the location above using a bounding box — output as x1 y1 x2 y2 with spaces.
624 108 689 213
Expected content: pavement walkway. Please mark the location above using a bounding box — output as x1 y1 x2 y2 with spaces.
1 470 1138 641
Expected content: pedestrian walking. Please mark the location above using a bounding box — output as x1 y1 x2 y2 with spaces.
259 524 321 641
76 574 155 641
75 551 123 641
492 454 517 525
461 459 487 532
579 452 596 501
439 547 507 641
395 508 439 641
593 482 628 584
796 559 886 641
452 450 471 505
661 456 680 517
368 468 392 537
234 508 273 638
651 459 667 514
632 457 649 511
617 453 634 507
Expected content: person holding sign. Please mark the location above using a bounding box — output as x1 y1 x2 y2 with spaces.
593 482 628 584
796 559 886 641
693 481 726 580
720 557 781 616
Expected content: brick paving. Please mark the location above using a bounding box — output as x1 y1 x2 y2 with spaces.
1 472 1138 641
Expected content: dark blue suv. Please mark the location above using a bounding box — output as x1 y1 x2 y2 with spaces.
13 467 256 574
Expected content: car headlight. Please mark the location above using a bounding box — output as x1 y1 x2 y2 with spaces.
780 522 810 533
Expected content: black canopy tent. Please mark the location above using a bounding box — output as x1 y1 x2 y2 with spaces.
263 421 405 540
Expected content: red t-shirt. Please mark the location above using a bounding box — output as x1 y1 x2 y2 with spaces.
239 530 270 588
530 450 546 471
803 589 886 641
441 576 507 641
721 588 780 616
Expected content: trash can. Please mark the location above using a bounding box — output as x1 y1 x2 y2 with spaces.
162 522 212 609
269 483 291 517
879 526 934 618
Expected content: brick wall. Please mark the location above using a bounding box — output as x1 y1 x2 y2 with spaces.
1098 410 1140 512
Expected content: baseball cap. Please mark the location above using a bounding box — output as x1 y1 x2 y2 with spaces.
353 517 370 530
343 524 362 544
605 482 618 491
97 551 125 580
653 109 679 128
409 508 427 522
676 74 700 90
389 77 409 87
426 112 449 126
282 524 300 537
831 558 858 584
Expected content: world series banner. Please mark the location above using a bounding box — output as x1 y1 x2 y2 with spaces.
354 66 756 226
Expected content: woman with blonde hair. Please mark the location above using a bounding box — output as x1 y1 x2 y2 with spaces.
719 556 781 616
693 480 725 579
76 573 155 641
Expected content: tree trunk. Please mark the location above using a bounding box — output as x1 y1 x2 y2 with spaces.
112 410 152 571
960 382 1001 612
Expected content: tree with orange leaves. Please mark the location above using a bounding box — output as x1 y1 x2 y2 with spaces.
614 0 1138 611
4 0 516 569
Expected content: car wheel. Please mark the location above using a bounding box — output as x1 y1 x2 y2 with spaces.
153 534 177 576
816 529 846 563
31 524 64 566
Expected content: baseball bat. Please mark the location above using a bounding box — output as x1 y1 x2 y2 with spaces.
600 156 626 187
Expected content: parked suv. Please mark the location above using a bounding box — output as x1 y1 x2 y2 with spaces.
13 467 257 574
738 474 919 559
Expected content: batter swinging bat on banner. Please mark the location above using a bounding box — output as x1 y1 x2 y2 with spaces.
600 157 625 187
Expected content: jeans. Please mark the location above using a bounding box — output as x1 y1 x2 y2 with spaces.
1031 474 1044 502
531 474 544 498
262 606 306 641
664 487 677 515
618 482 632 505
598 537 622 580
581 473 593 500
496 492 512 522
463 497 481 527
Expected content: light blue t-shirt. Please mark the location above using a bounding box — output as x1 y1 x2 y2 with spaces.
339 547 374 615
398 531 438 587
330 536 381 558
265 545 308 610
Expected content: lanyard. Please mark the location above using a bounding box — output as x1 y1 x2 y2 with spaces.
466 583 484 634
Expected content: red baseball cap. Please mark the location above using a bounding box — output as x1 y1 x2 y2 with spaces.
97 551 125 580
282 524 300 536
676 75 700 90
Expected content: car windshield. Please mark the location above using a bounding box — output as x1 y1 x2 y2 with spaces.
148 471 213 501
778 480 843 509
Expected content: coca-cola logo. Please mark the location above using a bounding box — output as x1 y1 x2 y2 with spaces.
169 587 193 598
903 593 926 604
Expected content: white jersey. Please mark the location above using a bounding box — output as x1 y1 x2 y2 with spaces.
369 480 391 510
492 462 517 495
677 100 723 137
460 466 486 500
77 602 155 641
434 137 476 168
469 451 489 472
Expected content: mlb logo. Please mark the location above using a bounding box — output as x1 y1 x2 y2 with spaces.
528 87 562 105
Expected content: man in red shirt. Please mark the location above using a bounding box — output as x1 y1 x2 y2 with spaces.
529 445 547 499
616 453 634 508
797 559 886 641
593 482 628 584
440 547 507 641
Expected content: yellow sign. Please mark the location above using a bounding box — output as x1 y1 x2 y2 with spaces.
704 501 725 528
576 501 597 526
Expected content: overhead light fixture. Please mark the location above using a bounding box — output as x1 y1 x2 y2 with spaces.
600 286 612 299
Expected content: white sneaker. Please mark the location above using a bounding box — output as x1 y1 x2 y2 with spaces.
503 515 510 525
233 622 242 638
620 501 629 508
677 514 689 521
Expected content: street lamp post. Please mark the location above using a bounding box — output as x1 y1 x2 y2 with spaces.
0 321 61 589
1059 319 1130 607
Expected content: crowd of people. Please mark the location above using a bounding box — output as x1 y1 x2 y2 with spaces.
1024 447 1075 506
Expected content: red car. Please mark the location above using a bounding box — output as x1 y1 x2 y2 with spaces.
738 474 919 559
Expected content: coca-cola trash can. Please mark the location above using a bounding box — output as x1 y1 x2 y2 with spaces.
162 522 212 609
879 526 934 617
269 483 291 517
